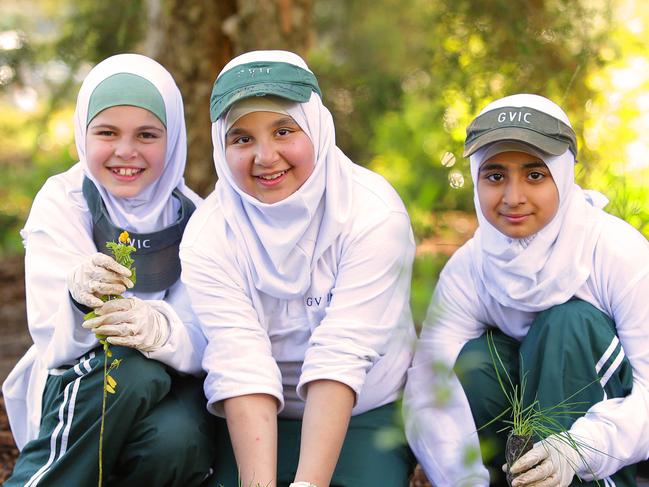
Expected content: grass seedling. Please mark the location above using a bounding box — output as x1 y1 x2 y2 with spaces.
482 331 606 486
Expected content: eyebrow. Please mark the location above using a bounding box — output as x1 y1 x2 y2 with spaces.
225 126 247 138
226 116 299 138
89 123 165 132
479 161 548 172
272 116 298 127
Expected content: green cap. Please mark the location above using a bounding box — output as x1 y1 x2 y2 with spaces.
464 106 577 158
210 61 322 122
87 73 166 126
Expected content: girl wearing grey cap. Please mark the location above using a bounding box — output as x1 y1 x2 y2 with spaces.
180 50 416 487
3 54 216 485
405 93 648 487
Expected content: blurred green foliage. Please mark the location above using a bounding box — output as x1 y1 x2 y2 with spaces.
1 0 648 264
311 0 648 238
0 0 146 255
411 253 449 328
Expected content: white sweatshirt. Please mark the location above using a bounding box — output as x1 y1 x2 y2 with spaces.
405 210 649 486
180 164 416 418
2 163 207 449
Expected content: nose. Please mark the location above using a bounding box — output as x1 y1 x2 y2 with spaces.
114 138 137 160
253 139 280 167
502 178 526 206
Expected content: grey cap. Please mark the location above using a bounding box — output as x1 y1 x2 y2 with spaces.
464 106 577 158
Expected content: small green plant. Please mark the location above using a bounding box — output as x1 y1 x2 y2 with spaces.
482 331 604 487
84 230 136 487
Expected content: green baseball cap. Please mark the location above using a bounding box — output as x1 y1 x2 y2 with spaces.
210 61 322 122
464 106 577 158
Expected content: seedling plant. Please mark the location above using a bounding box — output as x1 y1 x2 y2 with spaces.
483 331 604 487
83 230 136 486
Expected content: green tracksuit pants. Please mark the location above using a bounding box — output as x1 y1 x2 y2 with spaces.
5 345 217 487
455 299 636 487
208 401 415 487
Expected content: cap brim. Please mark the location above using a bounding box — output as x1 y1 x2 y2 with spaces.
211 83 312 122
463 127 569 157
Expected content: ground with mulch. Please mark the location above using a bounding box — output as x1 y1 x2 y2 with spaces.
0 396 19 482
0 254 28 482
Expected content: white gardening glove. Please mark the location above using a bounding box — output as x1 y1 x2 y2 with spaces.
82 297 170 352
505 434 582 487
67 252 133 308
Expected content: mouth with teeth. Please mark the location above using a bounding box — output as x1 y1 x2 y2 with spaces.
110 167 145 180
255 169 289 185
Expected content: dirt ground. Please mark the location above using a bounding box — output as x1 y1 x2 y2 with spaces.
0 254 28 482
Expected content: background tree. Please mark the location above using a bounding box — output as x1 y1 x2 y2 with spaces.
311 0 618 236
1 0 647 251
148 0 314 194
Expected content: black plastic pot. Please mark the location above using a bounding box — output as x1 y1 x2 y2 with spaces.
505 433 533 487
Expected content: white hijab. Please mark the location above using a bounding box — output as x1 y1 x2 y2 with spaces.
211 50 353 299
74 53 190 233
469 95 608 312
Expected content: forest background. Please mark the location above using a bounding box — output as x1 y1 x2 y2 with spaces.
1 0 649 328
0 0 648 482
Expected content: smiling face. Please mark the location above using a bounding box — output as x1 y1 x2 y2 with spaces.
85 105 167 198
224 111 315 204
477 150 559 239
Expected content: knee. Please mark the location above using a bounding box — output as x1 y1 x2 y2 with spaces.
454 334 491 379
455 332 517 387
107 347 171 400
139 412 215 467
120 434 214 486
532 299 614 340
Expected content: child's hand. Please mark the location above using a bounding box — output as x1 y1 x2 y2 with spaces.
506 434 580 487
82 297 170 352
68 252 134 308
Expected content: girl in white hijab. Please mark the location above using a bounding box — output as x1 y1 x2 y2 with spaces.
180 50 417 487
3 54 216 486
405 94 649 487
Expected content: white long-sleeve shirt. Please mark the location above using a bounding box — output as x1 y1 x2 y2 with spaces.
2 163 207 448
404 210 649 486
180 165 416 418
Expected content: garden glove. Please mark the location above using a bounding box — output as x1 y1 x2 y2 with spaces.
506 434 582 487
82 297 170 352
68 252 133 308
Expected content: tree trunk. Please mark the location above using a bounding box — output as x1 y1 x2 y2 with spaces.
144 0 314 196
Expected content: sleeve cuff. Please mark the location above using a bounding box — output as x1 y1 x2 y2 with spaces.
69 292 93 315
206 385 284 418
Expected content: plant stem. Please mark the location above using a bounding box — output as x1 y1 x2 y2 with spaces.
98 341 108 487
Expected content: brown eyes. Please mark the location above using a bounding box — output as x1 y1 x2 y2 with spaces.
483 172 548 183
